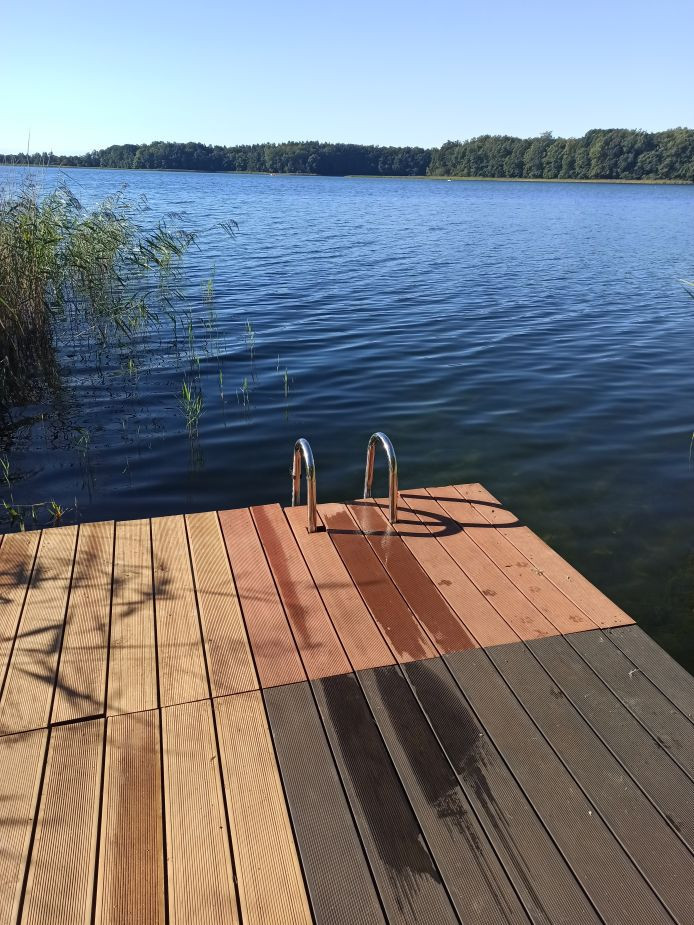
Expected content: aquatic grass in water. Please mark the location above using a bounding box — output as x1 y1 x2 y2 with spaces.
180 378 203 433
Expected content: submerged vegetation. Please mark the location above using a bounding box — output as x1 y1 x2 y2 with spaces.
7 127 694 181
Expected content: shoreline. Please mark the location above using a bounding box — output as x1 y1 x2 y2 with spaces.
1 162 691 185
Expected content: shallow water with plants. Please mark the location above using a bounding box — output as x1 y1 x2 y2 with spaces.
1 165 694 670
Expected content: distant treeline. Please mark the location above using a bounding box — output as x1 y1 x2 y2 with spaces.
6 129 694 181
10 141 432 177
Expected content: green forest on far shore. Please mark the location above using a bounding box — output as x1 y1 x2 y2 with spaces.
6 128 694 181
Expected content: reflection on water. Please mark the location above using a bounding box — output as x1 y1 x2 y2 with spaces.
1 166 693 670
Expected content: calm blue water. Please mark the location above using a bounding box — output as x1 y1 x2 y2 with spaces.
2 167 694 669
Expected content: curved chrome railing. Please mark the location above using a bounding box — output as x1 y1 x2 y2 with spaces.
291 438 317 533
363 432 399 523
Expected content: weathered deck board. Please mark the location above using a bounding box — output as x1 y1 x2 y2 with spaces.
0 526 77 736
0 531 40 691
107 519 157 716
161 699 238 925
485 640 692 922
445 648 673 925
527 633 694 844
95 710 165 925
604 623 694 717
21 719 103 925
186 512 257 697
215 690 312 925
151 515 208 707
311 671 460 924
403 656 603 925
0 484 691 925
0 729 47 925
357 664 530 924
52 520 114 724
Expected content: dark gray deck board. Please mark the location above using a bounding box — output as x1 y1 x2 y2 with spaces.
358 665 530 925
444 647 674 925
604 625 694 721
529 633 694 846
263 682 386 925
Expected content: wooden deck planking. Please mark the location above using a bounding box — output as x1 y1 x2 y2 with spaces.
427 486 599 634
52 520 114 724
346 501 476 654
357 664 531 924
527 634 694 844
20 719 103 925
151 515 208 707
107 519 158 717
567 628 694 778
263 681 387 925
252 504 351 680
445 647 680 924
403 491 557 642
0 531 40 691
161 699 239 925
320 502 438 663
311 671 460 924
363 498 521 647
604 624 694 719
0 483 692 925
219 506 305 688
185 512 257 697
403 656 603 925
95 710 165 925
0 729 48 925
453 483 634 629
0 526 77 736
484 640 693 922
215 690 312 925
285 505 396 671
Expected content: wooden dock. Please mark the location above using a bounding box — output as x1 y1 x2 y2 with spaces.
1 483 693 924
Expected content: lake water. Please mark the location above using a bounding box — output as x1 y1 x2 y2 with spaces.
2 166 694 670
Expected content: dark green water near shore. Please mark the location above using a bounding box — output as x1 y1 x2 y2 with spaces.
2 166 694 670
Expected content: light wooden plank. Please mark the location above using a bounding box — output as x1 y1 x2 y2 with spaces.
454 483 634 629
52 520 114 724
0 526 78 735
215 690 312 925
95 710 164 925
162 699 238 925
151 515 208 707
21 719 104 925
107 519 157 716
0 728 48 925
0 530 40 688
186 512 257 697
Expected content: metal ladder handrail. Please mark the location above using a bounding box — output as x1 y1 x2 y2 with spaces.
291 438 317 533
363 432 399 523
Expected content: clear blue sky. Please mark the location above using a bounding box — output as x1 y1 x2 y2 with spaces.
2 0 693 153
